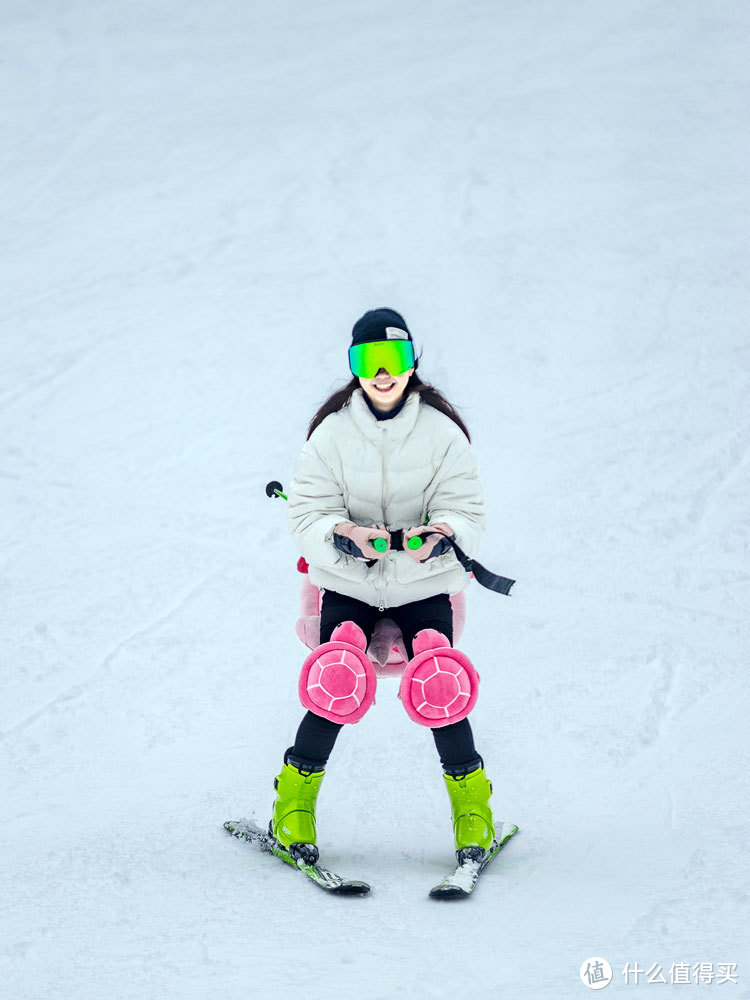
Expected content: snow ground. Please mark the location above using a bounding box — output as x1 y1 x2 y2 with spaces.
1 1 748 998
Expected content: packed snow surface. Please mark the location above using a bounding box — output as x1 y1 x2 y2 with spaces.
1 1 748 998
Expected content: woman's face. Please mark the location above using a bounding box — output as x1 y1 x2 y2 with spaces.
358 367 415 412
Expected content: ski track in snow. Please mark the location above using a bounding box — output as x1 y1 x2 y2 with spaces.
1 1 749 998
2 568 225 738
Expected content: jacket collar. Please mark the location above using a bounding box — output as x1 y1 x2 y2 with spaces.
348 389 421 442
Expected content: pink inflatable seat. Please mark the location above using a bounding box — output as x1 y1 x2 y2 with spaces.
294 557 466 677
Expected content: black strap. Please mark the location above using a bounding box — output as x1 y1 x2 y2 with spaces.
393 528 515 596
443 536 515 596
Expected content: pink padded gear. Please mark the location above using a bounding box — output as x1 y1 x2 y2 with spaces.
298 620 377 724
398 628 480 728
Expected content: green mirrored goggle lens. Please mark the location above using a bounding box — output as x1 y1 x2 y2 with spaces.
348 340 415 379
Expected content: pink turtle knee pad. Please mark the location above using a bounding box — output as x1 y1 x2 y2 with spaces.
298 621 377 724
399 629 480 728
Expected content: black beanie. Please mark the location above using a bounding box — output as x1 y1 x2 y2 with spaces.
351 308 412 346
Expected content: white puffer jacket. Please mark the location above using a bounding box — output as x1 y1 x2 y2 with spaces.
287 389 485 609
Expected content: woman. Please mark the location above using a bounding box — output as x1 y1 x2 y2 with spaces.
271 308 496 866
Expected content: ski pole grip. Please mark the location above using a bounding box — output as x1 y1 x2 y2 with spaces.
372 537 388 553
407 535 424 550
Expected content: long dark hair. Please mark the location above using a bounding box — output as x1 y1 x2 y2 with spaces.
307 371 471 441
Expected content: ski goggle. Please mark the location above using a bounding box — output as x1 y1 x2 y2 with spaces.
348 339 415 379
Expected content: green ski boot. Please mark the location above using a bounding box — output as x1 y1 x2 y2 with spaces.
270 753 325 865
443 765 496 861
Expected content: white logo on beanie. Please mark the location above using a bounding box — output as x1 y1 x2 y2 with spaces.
385 327 409 339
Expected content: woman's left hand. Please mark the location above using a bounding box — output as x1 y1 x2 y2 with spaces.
404 522 455 563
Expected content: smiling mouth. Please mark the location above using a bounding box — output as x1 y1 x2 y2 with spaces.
373 382 396 392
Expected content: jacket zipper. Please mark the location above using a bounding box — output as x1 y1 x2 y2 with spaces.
378 426 388 611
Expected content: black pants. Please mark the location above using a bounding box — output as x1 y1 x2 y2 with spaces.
289 591 483 774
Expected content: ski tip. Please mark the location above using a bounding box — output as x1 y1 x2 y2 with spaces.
429 885 470 900
331 881 372 896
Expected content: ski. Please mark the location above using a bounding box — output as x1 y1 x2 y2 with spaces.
429 821 519 899
223 819 371 895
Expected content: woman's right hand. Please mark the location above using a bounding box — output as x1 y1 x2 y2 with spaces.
332 522 390 561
